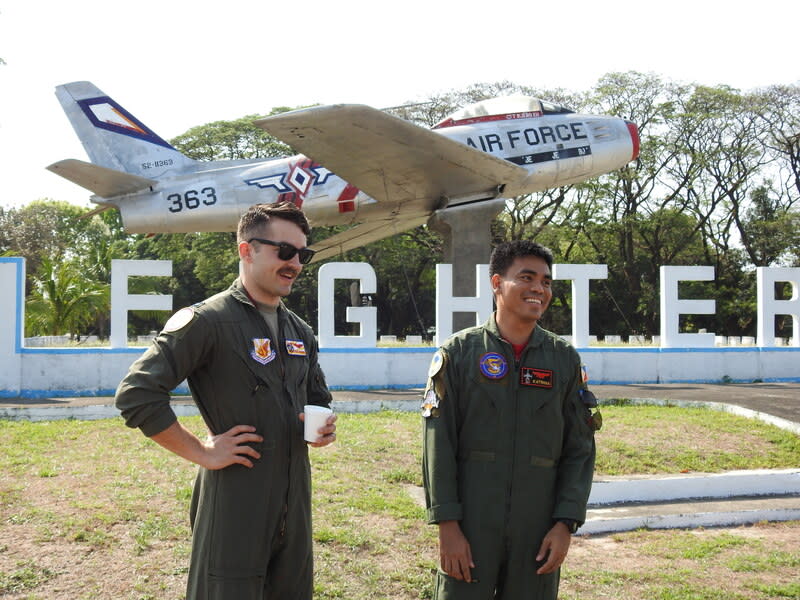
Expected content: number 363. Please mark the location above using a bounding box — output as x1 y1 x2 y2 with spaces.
167 187 217 213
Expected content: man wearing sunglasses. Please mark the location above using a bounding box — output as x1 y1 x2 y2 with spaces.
115 201 336 600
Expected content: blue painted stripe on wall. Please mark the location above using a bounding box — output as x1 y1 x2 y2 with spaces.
1 385 191 399
320 347 436 354
578 346 800 354
19 347 147 355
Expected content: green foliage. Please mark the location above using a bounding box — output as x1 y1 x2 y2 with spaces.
170 113 291 161
7 75 800 340
0 200 112 277
25 256 109 337
299 225 443 337
192 232 240 293
742 184 798 266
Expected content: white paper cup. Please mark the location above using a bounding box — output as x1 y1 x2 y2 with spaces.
303 405 333 442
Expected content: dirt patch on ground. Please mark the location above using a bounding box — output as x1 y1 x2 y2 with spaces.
564 521 800 599
2 413 797 599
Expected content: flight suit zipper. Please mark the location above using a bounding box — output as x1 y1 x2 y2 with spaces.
277 312 294 543
250 301 294 547
500 338 520 539
504 340 531 542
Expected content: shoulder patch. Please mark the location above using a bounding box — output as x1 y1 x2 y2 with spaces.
428 350 445 378
421 388 441 418
162 307 195 333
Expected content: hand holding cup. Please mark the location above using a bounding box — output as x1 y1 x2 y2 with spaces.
302 405 336 446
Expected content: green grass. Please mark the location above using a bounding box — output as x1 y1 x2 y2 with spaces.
636 530 752 559
594 405 800 474
746 582 800 598
0 561 56 594
0 408 798 599
726 551 800 572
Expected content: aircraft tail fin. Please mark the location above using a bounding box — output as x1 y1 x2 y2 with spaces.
47 159 157 198
55 81 195 179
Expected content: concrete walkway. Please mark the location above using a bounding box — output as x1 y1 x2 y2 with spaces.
1 383 798 535
1 381 798 421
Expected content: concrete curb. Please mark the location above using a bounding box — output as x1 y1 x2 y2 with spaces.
584 469 800 534
582 498 800 535
3 395 798 436
0 402 195 422
589 468 800 505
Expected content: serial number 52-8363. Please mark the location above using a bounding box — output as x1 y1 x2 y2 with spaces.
167 187 218 213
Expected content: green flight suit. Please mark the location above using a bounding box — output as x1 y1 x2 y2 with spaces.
115 278 331 600
422 315 596 599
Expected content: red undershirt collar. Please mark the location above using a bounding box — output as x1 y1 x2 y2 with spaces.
504 339 526 361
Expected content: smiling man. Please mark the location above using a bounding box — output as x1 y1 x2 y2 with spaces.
422 240 598 600
115 201 336 600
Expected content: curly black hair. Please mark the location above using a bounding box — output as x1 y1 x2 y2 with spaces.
489 240 554 277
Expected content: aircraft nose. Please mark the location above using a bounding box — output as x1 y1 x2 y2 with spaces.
625 120 640 161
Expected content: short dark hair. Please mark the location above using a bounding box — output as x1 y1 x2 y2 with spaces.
237 201 311 243
489 240 554 277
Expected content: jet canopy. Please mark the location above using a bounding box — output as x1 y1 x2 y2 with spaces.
433 95 574 129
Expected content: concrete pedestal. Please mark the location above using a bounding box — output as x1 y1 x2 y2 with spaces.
428 199 505 331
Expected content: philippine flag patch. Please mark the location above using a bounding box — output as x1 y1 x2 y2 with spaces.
251 338 276 365
285 339 307 356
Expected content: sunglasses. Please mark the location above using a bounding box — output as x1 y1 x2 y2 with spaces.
248 238 316 265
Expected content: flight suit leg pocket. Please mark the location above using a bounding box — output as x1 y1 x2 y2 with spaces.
208 571 263 600
528 569 560 600
434 569 488 600
499 560 560 600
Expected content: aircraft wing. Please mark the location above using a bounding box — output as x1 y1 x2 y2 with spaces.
255 105 528 208
47 159 157 198
310 214 430 262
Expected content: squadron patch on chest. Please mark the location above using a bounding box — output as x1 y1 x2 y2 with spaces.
520 367 554 388
285 339 307 356
251 338 276 365
479 352 508 380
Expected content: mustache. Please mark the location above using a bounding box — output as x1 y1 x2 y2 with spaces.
278 267 301 278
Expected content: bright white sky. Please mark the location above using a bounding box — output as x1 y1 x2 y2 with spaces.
1 0 797 210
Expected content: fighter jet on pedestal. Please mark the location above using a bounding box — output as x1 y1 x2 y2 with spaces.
48 82 638 262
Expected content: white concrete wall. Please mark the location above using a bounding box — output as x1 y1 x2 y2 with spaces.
0 258 24 396
4 344 799 397
2 256 798 398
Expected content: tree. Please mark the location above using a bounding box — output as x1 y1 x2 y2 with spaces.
25 256 109 338
18 74 798 341
741 183 798 266
682 86 775 267
755 84 800 205
291 225 443 338
547 72 691 337
1 201 93 272
170 107 300 161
